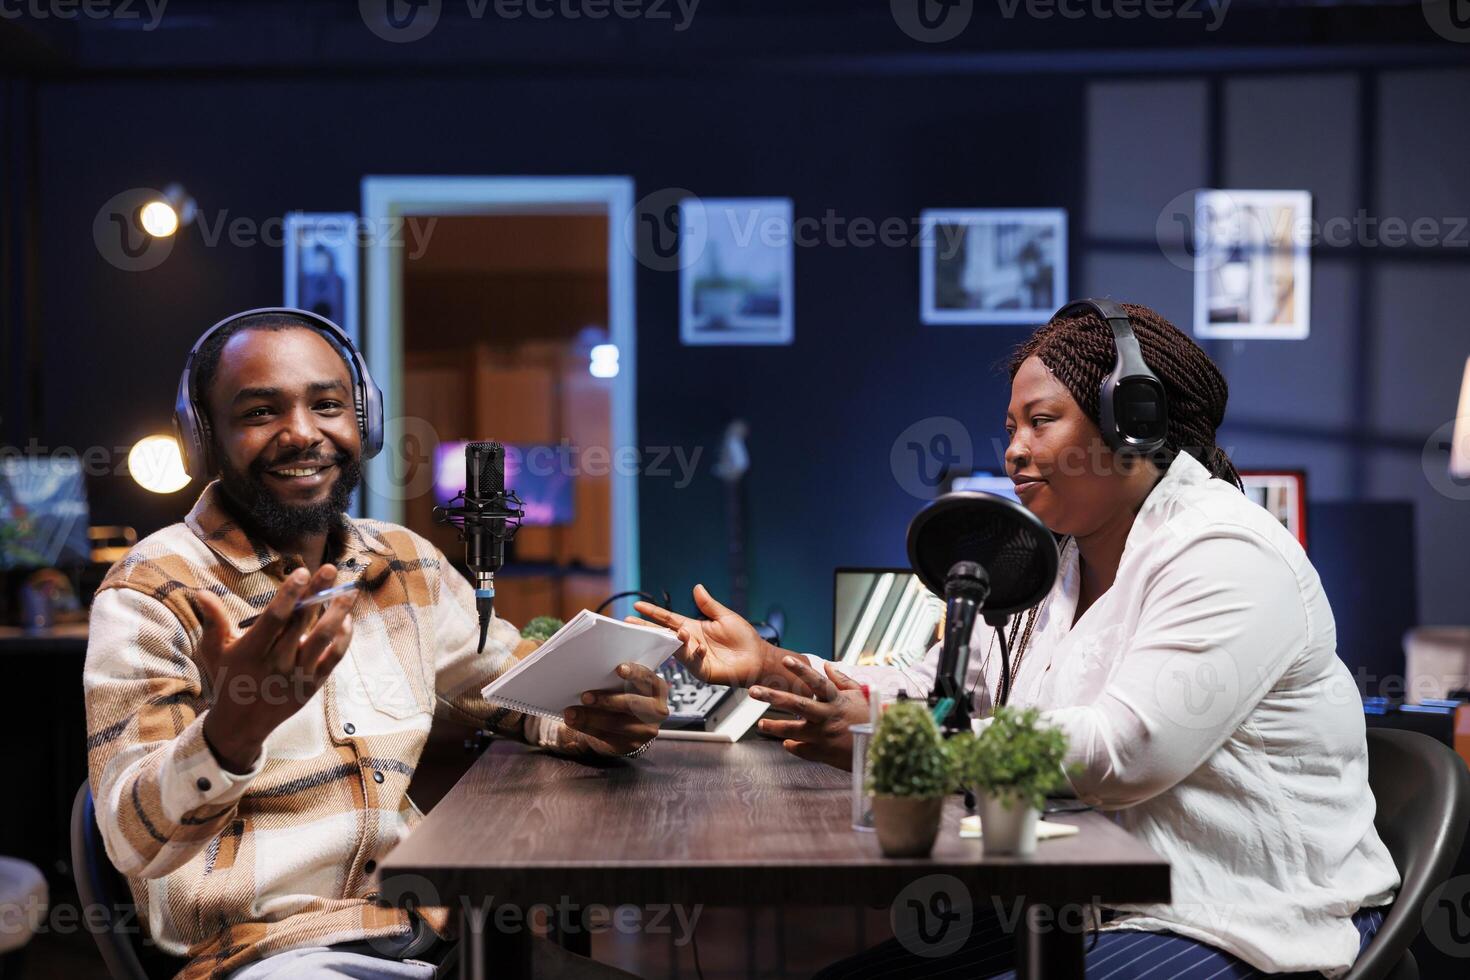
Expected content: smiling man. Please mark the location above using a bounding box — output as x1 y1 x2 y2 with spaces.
83 309 661 979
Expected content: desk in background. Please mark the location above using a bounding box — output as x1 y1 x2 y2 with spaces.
380 738 1170 980
0 624 90 890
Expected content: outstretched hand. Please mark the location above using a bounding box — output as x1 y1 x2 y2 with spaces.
196 565 356 772
628 585 810 695
751 656 869 770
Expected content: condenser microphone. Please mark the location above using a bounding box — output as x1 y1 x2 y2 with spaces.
465 441 505 650
434 441 523 653
907 491 1059 726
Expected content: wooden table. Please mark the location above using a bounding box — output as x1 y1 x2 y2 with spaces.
380 738 1170 979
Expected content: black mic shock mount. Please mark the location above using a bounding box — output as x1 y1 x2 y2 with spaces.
433 441 524 654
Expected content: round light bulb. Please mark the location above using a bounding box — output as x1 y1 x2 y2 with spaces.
139 200 180 238
129 435 191 494
589 343 620 379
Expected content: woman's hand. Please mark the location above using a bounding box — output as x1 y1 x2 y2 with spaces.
630 585 810 695
751 656 870 770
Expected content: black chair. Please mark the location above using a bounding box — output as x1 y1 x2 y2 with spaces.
69 783 189 980
1343 729 1470 980
70 783 459 979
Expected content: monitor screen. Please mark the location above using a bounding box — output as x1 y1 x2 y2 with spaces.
0 457 91 569
832 568 942 668
432 441 575 527
1239 470 1307 549
947 471 1020 502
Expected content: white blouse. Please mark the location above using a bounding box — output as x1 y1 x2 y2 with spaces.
843 450 1399 977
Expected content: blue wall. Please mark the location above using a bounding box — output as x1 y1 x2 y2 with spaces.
14 65 1468 657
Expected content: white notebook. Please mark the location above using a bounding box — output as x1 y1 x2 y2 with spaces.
481 610 681 721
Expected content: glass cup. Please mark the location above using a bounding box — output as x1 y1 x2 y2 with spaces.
851 722 874 832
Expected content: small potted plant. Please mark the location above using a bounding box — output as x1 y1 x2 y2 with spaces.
951 705 1074 857
513 616 563 660
866 700 955 857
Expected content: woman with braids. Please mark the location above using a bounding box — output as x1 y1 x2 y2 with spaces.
633 301 1398 978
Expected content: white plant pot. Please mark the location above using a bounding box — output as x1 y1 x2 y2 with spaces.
977 790 1040 856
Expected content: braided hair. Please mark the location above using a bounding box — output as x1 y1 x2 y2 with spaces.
1005 301 1242 490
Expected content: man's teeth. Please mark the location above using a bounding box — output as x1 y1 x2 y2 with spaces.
275 467 323 477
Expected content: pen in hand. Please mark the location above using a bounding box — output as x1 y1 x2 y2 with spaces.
238 580 362 629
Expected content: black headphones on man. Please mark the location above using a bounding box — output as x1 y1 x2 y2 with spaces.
173 307 385 483
1053 298 1169 456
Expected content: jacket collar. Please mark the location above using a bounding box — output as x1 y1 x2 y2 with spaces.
185 481 392 576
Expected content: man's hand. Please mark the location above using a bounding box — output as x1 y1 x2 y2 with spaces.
630 585 811 695
752 657 869 770
560 663 670 757
196 565 356 772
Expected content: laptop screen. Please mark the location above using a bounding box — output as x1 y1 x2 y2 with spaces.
832 568 942 668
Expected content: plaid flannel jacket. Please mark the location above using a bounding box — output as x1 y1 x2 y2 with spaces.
83 483 568 979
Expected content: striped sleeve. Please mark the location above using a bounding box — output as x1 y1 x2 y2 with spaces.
83 587 265 879
428 549 572 750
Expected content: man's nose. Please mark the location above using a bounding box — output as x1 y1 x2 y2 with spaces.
277 405 324 450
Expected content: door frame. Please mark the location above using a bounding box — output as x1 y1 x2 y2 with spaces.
359 175 639 597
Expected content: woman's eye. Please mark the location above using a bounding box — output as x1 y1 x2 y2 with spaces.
1031 417 1050 428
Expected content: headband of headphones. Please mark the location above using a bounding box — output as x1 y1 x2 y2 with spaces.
1054 298 1169 456
173 307 384 483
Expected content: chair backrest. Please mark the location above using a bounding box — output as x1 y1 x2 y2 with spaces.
1348 729 1470 979
69 783 187 980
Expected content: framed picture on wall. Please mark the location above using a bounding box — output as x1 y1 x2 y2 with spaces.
680 197 794 346
284 212 360 344
1192 190 1311 341
1239 469 1308 549
919 208 1067 325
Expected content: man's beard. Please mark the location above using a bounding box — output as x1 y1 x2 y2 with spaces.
216 448 362 548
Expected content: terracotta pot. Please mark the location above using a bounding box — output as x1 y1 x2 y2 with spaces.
977 790 1040 856
871 794 944 858
512 637 543 661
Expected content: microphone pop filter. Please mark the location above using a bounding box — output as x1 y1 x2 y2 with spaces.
906 491 1059 618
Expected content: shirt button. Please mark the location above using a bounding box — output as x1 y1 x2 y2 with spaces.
365 860 377 873
343 722 356 735
196 777 211 792
373 770 385 784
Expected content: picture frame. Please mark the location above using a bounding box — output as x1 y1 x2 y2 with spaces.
920 208 1067 325
1192 190 1312 341
1239 469 1308 549
679 197 794 346
284 211 361 344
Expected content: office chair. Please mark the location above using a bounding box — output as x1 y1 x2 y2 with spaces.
1343 729 1470 980
69 783 188 980
72 784 462 979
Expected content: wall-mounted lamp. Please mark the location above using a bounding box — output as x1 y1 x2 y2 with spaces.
129 434 191 494
139 183 197 239
590 343 620 379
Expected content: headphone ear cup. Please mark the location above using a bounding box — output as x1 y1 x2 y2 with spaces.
1098 375 1123 451
174 370 212 482
354 351 385 459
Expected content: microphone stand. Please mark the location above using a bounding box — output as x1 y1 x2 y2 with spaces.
988 610 1014 710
